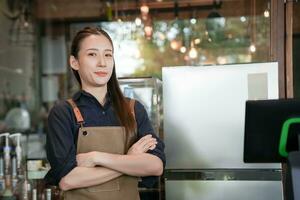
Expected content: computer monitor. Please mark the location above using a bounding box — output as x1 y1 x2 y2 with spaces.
244 99 300 163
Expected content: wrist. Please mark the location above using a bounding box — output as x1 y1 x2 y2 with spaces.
94 152 124 168
92 151 101 165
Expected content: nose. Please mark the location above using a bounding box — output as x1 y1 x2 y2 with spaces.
97 55 106 67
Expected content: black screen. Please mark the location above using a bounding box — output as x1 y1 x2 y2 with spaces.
244 99 300 163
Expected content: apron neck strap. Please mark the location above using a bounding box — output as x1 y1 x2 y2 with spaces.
67 99 84 127
67 98 136 130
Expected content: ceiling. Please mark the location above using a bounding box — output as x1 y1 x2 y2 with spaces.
35 0 258 21
34 0 300 34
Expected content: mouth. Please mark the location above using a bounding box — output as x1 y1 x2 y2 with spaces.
94 71 108 77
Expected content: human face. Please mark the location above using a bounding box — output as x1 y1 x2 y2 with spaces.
70 34 114 90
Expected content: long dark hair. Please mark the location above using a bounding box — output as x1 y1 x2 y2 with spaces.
70 27 136 145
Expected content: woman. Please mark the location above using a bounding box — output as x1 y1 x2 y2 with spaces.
45 27 165 200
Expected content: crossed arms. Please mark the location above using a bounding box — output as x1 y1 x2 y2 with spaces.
59 134 163 191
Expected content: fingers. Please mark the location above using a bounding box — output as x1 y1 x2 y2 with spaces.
148 144 156 150
128 134 158 155
139 135 156 147
135 134 152 146
139 135 157 152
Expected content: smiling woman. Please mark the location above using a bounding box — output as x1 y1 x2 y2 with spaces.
44 27 166 200
69 34 114 89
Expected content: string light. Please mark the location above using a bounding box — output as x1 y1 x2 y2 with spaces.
135 17 142 26
170 40 180 50
249 44 256 53
240 16 246 22
140 5 149 14
264 2 270 18
188 47 198 59
180 46 186 53
264 10 270 18
194 38 201 44
144 25 153 39
190 18 197 24
188 42 198 59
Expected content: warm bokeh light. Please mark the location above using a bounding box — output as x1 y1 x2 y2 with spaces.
170 40 180 50
264 10 270 18
188 47 198 59
135 17 142 26
140 5 149 14
144 25 153 39
249 44 256 53
180 46 187 53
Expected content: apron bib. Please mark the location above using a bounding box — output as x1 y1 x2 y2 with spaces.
63 99 139 200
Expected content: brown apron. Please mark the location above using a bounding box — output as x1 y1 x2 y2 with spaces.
63 99 139 200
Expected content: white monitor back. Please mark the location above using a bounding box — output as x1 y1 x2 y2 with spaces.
163 62 280 169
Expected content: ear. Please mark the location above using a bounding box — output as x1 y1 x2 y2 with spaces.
70 56 79 70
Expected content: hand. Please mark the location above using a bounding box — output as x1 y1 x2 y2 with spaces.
127 134 157 155
76 151 97 167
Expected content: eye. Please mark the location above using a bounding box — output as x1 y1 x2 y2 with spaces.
105 54 112 57
88 52 97 56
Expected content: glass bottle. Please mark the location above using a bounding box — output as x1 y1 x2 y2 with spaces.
1 174 17 200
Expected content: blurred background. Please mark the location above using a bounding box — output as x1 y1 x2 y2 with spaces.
0 0 299 199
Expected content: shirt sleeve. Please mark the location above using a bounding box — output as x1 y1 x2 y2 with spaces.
44 101 77 186
134 100 166 188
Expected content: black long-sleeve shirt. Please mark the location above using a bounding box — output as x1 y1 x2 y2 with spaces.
44 90 165 187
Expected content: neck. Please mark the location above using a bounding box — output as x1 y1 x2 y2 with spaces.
82 85 108 106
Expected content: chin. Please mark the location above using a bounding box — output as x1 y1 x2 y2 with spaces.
93 78 110 86
94 82 108 87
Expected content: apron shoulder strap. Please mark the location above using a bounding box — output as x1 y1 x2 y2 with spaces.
67 99 84 125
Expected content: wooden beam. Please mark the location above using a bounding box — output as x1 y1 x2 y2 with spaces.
34 0 252 21
286 1 294 98
270 0 286 98
293 3 300 34
114 0 217 11
35 0 107 21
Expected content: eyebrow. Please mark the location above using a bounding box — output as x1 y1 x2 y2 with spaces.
86 48 112 52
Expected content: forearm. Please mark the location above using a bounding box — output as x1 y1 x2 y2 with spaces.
94 152 163 177
59 166 122 191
